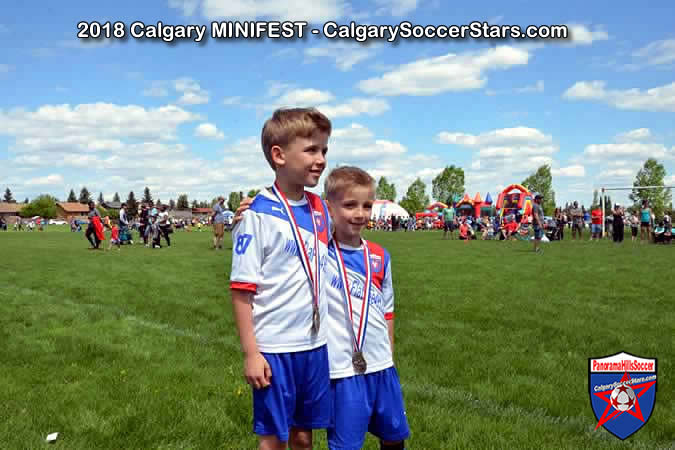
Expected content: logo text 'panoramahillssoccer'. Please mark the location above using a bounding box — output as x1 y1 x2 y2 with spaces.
589 351 657 440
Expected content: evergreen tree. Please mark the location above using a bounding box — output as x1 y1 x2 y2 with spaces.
191 200 198 208
156 198 162 207
3 187 15 203
24 197 29 204
67 189 77 202
169 199 176 210
79 187 92 204
143 186 153 204
113 192 121 202
177 194 189 209
126 191 138 218
98 192 104 204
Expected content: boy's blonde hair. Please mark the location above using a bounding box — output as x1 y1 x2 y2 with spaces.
261 108 332 169
324 166 375 201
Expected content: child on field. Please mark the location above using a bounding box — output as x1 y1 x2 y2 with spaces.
230 108 333 450
107 221 121 251
323 166 410 450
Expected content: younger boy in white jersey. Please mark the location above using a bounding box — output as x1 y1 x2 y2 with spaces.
230 108 333 450
324 166 410 450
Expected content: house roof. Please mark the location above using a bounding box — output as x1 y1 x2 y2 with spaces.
57 202 90 213
0 202 25 214
102 201 122 209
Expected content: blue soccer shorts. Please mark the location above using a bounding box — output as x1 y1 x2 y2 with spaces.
253 345 331 443
328 366 410 450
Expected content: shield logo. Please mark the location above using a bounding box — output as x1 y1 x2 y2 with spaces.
313 211 325 233
589 351 657 440
370 254 382 273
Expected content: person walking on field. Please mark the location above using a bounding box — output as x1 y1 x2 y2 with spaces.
85 201 103 249
212 196 226 249
532 193 545 253
639 200 652 243
612 204 625 244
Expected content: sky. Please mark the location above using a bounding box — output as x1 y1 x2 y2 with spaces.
1 1 674 208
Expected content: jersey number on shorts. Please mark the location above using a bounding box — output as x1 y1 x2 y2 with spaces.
235 234 253 255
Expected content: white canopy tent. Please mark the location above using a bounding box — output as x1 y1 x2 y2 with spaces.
371 200 410 220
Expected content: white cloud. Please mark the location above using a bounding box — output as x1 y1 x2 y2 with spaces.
515 80 544 93
616 128 651 141
275 88 335 106
174 77 209 104
143 81 169 97
665 175 675 185
566 23 609 46
0 103 200 148
563 80 675 112
584 142 673 162
318 98 390 118
305 43 379 71
632 39 675 66
552 165 585 177
195 123 225 139
358 45 530 96
437 127 552 147
27 174 64 186
223 96 242 105
143 82 169 97
264 85 390 119
437 126 560 189
374 0 419 16
170 0 350 22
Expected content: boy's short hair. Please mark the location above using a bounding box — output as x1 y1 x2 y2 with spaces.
324 166 375 201
261 107 332 170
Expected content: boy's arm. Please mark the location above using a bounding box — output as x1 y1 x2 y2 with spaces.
382 256 396 358
387 318 394 356
231 289 271 389
230 210 270 389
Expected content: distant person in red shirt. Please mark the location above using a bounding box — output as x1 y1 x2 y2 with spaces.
108 221 121 251
591 207 603 240
459 220 470 241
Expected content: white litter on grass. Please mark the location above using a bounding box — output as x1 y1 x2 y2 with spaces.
46 432 59 443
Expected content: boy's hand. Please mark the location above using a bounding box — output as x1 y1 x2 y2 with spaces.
244 352 272 389
232 197 253 226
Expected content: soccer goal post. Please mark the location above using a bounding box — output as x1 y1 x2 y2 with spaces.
600 185 675 235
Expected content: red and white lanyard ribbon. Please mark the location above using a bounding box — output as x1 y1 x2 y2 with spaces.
334 239 372 353
271 182 320 311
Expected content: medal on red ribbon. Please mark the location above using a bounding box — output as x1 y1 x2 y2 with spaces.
334 239 371 374
271 183 321 334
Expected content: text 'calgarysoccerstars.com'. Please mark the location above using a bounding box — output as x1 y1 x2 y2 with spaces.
76 20 570 43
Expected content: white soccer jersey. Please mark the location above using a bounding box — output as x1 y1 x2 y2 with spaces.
230 188 332 353
325 240 395 379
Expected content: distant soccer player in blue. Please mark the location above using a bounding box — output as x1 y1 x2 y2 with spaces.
230 107 333 450
323 166 410 450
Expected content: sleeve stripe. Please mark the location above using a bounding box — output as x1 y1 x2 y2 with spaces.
230 282 257 293
384 312 394 320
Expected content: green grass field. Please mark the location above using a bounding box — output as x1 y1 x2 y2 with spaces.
1 227 673 449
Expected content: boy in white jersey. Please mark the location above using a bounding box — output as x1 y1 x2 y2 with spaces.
324 166 410 450
230 108 333 450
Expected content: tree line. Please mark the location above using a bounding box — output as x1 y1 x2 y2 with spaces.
4 158 671 219
3 186 262 219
